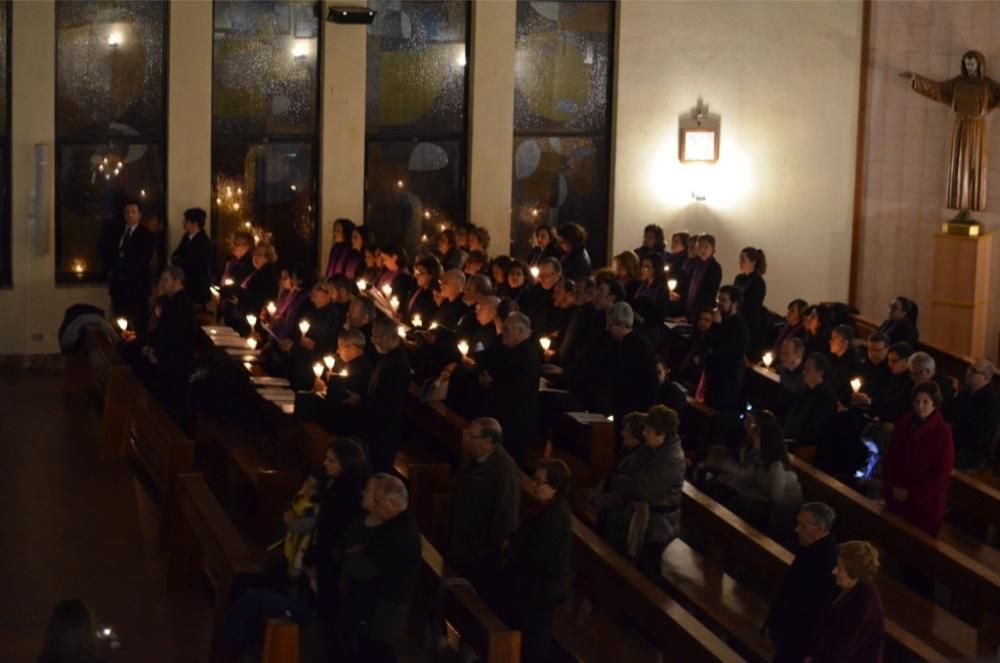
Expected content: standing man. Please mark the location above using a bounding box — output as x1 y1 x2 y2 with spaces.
366 318 412 473
703 285 749 410
109 200 155 334
170 207 213 309
766 502 840 662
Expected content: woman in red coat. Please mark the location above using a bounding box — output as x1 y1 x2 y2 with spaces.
882 382 954 536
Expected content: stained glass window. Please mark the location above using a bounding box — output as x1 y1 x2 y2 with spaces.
511 0 613 264
365 0 468 257
55 1 168 283
212 0 320 269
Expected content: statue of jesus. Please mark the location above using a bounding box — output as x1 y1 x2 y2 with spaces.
901 51 1000 218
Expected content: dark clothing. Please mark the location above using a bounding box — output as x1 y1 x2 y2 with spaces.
480 339 541 465
945 385 1000 469
287 303 345 390
402 287 437 326
828 349 864 404
438 248 466 271
812 582 885 663
564 331 658 425
884 410 954 536
109 223 156 334
519 284 555 334
704 314 749 410
366 346 412 472
630 281 669 348
784 382 838 445
734 271 766 355
526 243 560 267
321 354 373 436
557 302 599 366
221 252 254 287
858 358 892 410
447 448 521 588
432 297 467 333
766 534 839 661
871 372 912 423
657 379 688 416
146 289 197 383
684 256 722 319
239 264 280 319
339 509 421 647
773 322 805 356
777 363 805 418
878 317 918 346
560 247 592 281
803 327 831 359
171 231 214 305
325 242 362 279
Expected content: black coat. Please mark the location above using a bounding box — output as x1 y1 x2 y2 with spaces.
704 313 749 410
171 231 214 305
946 385 1000 469
366 345 412 472
109 224 156 300
828 349 864 404
507 498 572 608
812 582 885 663
564 330 657 423
238 263 279 319
518 284 555 334
480 339 540 464
402 287 437 325
557 302 599 366
560 247 592 281
784 382 838 444
323 353 374 437
147 289 196 381
288 302 345 390
684 256 722 318
303 470 367 573
767 534 839 658
734 271 766 354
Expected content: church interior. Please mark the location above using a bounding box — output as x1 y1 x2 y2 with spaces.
3 1 1000 662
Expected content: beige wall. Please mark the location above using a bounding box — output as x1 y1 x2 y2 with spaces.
856 0 1000 362
612 0 863 312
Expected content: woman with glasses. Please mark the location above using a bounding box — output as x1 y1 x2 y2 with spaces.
877 296 919 346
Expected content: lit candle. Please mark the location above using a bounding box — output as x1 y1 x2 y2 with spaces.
762 352 773 368
299 319 311 335
539 336 552 351
116 318 128 332
313 363 324 378
412 314 423 328
663 265 670 272
246 337 258 351
266 301 277 316
390 296 400 311
210 286 221 297
429 322 439 331
397 325 406 338
381 284 392 297
851 377 863 393
356 278 368 291
339 368 348 377
667 279 678 292
243 362 253 371
396 179 404 189
223 278 235 286
246 314 257 329
530 266 540 279
607 415 614 423
458 340 470 356
323 355 336 370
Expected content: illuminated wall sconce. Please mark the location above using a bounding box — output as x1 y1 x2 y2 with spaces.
291 41 308 59
679 98 720 164
107 31 123 47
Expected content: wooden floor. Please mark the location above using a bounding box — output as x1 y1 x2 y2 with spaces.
0 366 212 662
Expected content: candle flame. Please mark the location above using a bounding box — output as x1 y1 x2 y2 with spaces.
762 352 773 368
116 318 128 332
539 336 552 351
458 340 469 356
313 363 324 378
323 355 336 370
299 319 311 335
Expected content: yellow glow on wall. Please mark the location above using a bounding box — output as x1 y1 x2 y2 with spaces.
647 130 754 211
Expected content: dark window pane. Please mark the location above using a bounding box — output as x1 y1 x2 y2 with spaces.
511 136 608 262
514 1 612 134
365 139 462 257
56 1 167 138
0 1 8 286
212 142 317 269
0 1 8 137
366 1 468 137
213 1 320 136
56 143 165 282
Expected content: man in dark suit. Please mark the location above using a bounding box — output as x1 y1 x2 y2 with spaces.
322 329 374 436
703 285 749 410
518 257 561 333
366 318 412 473
945 359 1000 469
827 324 864 404
170 207 213 308
109 200 156 334
766 502 839 662
478 312 540 467
784 353 838 445
682 233 722 320
446 418 520 599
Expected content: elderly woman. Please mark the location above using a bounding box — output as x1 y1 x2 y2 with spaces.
883 382 954 536
812 540 885 663
593 404 685 578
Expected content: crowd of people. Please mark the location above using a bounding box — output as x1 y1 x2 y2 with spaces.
83 200 1000 663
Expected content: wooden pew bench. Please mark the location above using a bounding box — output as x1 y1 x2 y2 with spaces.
84 325 127 404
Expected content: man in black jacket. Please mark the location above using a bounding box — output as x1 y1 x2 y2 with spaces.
784 353 838 445
366 318 412 473
170 207 213 308
766 502 839 662
704 285 749 410
827 324 863 404
946 359 1000 469
109 200 156 334
447 418 520 598
518 257 561 333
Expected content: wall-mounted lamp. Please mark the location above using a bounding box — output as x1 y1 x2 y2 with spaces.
291 42 308 59
679 98 720 164
107 31 123 48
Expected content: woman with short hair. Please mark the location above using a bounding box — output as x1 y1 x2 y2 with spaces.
812 540 885 663
556 223 592 280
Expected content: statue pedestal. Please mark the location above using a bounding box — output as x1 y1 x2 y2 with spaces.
929 232 992 358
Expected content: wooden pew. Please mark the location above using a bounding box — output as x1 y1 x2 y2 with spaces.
420 535 521 663
791 456 1000 656
84 325 127 403
948 469 1000 547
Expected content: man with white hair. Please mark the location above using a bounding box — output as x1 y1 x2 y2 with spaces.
908 351 956 402
945 359 999 469
433 268 468 331
366 318 412 472
338 473 420 662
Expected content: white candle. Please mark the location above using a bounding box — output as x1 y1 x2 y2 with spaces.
356 278 368 291
246 337 258 351
210 286 221 298
246 314 257 329
266 301 277 316
299 319 311 335
339 368 348 377
667 279 678 292
243 362 253 371
663 265 670 272
397 325 406 338
313 363 324 378
116 317 128 332
429 322 439 330
381 284 392 297
851 377 863 393
762 352 773 368
323 355 336 370
390 296 400 311
458 340 470 356
223 278 235 286
607 415 614 423
530 266 540 279
412 314 423 328
539 336 552 351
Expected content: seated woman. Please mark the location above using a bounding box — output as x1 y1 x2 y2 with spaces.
630 252 670 348
224 241 279 335
709 410 803 540
436 228 466 271
883 381 954 536
324 217 361 279
635 223 667 262
613 250 641 300
812 541 885 663
266 263 315 342
556 222 592 280
734 246 768 357
773 298 808 356
526 225 559 267
878 295 919 346
593 405 685 577
498 258 532 303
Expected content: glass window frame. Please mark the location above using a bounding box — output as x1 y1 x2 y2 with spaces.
53 1 170 285
511 0 615 265
210 0 323 271
0 0 10 287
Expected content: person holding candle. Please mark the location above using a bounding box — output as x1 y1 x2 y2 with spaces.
302 330 373 435
324 217 361 279
456 274 494 339
784 353 838 447
266 264 315 342
170 207 214 309
853 332 891 410
225 242 279 336
827 325 864 404
518 257 561 335
365 318 413 473
402 255 441 326
278 279 344 390
429 269 468 332
108 199 156 335
702 285 750 411
629 253 670 348
375 242 414 300
733 246 767 358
